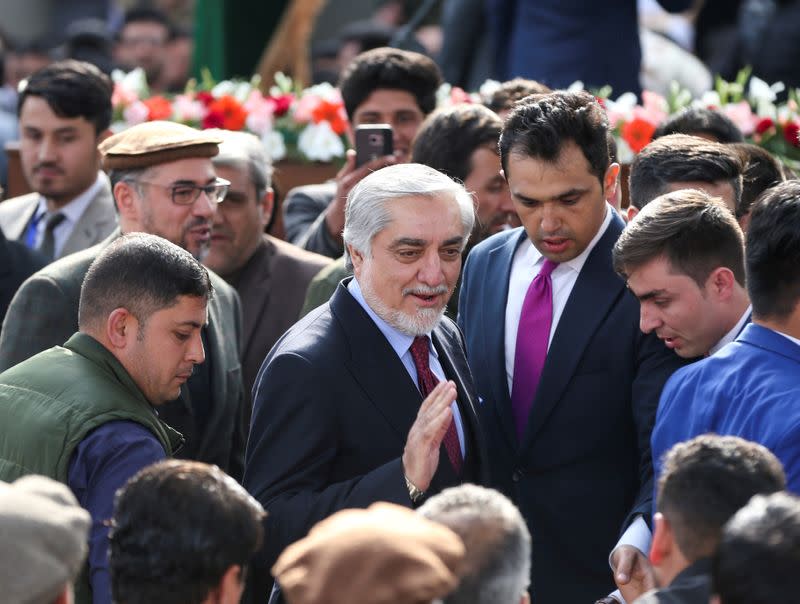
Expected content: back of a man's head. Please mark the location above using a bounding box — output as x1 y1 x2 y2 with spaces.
729 142 785 223
629 134 743 210
657 435 785 563
338 47 442 120
745 179 800 322
483 77 552 117
419 484 531 604
0 474 90 604
78 233 213 335
712 492 800 604
109 460 265 604
652 107 744 143
17 58 113 134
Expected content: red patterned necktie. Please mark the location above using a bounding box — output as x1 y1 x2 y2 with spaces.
510 258 559 441
409 336 463 474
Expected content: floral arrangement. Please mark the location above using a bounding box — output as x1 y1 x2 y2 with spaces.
111 69 349 163
111 67 800 170
595 69 800 169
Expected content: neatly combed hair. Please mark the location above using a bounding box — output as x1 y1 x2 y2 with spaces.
745 180 800 319
78 233 213 332
338 47 442 120
17 59 113 133
342 163 475 270
629 133 743 210
499 90 610 183
729 142 785 218
209 128 273 194
613 189 746 287
109 460 265 604
483 77 552 115
712 492 800 604
419 484 531 604
652 107 744 143
657 435 785 562
411 104 503 183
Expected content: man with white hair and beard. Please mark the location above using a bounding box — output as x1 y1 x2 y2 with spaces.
243 163 489 601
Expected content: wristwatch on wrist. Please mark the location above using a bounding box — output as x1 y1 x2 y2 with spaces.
404 474 425 503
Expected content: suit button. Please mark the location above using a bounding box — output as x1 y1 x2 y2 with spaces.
512 469 523 482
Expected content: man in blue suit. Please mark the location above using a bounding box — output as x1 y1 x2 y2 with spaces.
458 91 687 603
652 178 800 501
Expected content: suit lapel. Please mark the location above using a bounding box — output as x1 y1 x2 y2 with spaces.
330 282 422 443
5 195 38 240
238 238 273 360
486 231 526 449
61 177 115 256
522 216 625 447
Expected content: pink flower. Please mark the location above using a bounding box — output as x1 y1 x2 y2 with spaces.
722 101 757 136
640 90 668 125
244 91 275 135
449 86 472 105
293 93 319 124
112 84 138 108
173 94 206 124
122 100 149 125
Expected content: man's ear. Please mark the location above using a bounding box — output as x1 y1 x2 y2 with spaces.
519 590 531 604
650 512 672 566
106 307 136 349
347 243 365 274
259 188 275 229
627 204 640 223
604 163 620 202
113 180 140 221
51 583 73 604
705 266 736 301
209 565 245 604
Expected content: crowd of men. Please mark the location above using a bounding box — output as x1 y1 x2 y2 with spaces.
0 42 799 604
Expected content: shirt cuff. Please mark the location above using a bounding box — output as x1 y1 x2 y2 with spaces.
608 515 652 570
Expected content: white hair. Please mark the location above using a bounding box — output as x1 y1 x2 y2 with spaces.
342 163 476 270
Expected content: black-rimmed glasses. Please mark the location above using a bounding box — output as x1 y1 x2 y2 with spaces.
136 177 230 205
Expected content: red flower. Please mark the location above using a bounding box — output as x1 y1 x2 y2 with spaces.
205 95 247 130
202 109 225 129
595 96 606 108
197 91 215 107
755 117 775 135
143 96 172 121
621 118 656 153
311 99 348 135
271 94 293 117
783 121 800 147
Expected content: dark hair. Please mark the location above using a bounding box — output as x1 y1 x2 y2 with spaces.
712 492 800 604
110 460 266 604
653 107 744 143
338 47 442 120
118 7 172 39
419 484 531 604
657 435 785 562
729 142 785 218
613 189 746 287
411 104 502 183
78 233 213 332
499 90 610 182
17 59 112 134
629 134 743 210
745 180 800 319
484 77 552 115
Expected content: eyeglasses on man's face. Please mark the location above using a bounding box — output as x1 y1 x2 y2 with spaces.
135 177 231 205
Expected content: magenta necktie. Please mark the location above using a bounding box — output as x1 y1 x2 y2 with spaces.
410 336 463 474
511 258 559 440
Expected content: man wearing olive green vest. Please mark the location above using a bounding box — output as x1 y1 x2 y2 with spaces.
0 233 213 604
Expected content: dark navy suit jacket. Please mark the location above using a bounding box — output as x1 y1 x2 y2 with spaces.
458 215 686 603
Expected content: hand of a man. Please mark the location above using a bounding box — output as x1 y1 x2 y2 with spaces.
402 380 457 492
324 149 397 242
611 544 655 603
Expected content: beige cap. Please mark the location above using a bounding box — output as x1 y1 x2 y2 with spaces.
100 120 223 170
273 502 465 604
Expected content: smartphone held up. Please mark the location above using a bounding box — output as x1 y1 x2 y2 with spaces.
355 124 394 167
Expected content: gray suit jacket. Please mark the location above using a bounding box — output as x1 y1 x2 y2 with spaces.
0 230 247 476
0 173 116 259
232 234 330 399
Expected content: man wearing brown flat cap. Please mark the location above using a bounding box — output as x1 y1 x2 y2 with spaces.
273 502 465 604
0 121 246 483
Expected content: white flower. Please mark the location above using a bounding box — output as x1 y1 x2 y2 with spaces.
567 80 585 93
615 137 635 164
749 76 784 104
263 130 286 162
303 81 341 103
436 83 452 107
113 67 149 97
232 81 254 103
478 79 502 101
699 90 721 107
211 80 236 97
297 122 345 162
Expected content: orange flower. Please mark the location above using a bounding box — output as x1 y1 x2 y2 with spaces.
207 95 247 131
143 96 173 121
311 99 348 135
621 117 656 153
